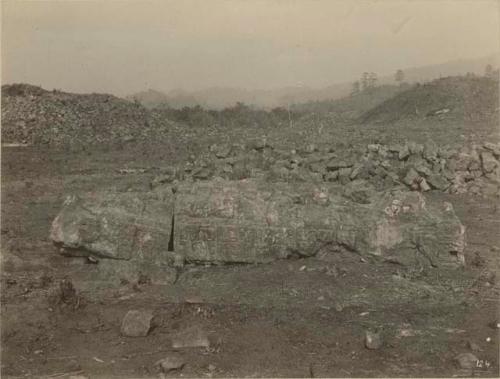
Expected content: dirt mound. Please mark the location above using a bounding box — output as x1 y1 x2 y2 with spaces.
359 76 499 124
1 83 179 146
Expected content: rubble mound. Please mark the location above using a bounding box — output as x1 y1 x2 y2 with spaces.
156 140 500 197
1 83 178 146
51 179 465 276
359 76 499 124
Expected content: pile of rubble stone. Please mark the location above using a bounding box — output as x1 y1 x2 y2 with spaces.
153 139 500 197
1 84 179 146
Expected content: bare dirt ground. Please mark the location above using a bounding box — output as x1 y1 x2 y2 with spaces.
1 121 499 378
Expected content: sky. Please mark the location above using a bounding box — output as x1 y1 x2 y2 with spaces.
2 0 500 96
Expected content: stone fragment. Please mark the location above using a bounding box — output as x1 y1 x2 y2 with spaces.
349 164 363 180
121 310 155 337
326 158 353 171
408 141 424 155
156 353 186 372
398 145 410 160
367 144 380 152
454 353 478 369
423 140 438 162
414 161 433 177
364 331 382 350
427 174 450 190
419 178 431 192
309 162 326 174
467 341 483 352
324 171 339 182
403 168 419 186
481 151 498 173
483 142 500 158
212 144 232 158
338 167 352 184
172 326 210 348
247 138 266 151
192 167 213 180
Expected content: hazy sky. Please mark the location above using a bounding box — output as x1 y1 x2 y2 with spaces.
2 0 500 96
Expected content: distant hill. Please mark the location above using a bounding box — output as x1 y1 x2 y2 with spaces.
359 75 499 124
127 54 499 110
378 54 500 85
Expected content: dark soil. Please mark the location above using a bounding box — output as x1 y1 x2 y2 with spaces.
1 132 499 378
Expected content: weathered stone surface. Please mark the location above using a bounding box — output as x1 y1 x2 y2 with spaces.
398 145 410 160
121 309 155 337
51 190 174 261
423 140 438 162
481 151 498 173
365 331 382 350
427 174 450 190
166 141 498 196
454 353 478 369
419 178 431 192
155 354 186 372
172 325 210 348
403 168 419 186
484 142 500 158
326 158 353 171
51 180 465 268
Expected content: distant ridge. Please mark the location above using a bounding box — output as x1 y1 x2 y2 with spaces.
126 54 499 110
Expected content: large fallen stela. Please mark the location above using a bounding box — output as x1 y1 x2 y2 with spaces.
50 179 466 277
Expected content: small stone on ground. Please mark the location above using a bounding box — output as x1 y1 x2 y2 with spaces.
120 309 154 337
172 325 210 348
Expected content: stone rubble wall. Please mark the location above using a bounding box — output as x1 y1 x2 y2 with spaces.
153 140 500 197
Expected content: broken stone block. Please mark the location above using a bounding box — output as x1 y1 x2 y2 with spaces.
398 144 410 160
324 170 339 182
403 168 419 187
365 331 382 350
51 190 174 261
172 325 210 348
338 167 352 184
481 151 498 173
454 353 478 369
408 141 424 155
211 144 232 159
367 144 380 153
51 180 466 269
419 178 431 192
483 142 500 158
326 158 353 171
121 309 155 337
155 353 186 372
423 140 438 162
426 173 450 191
